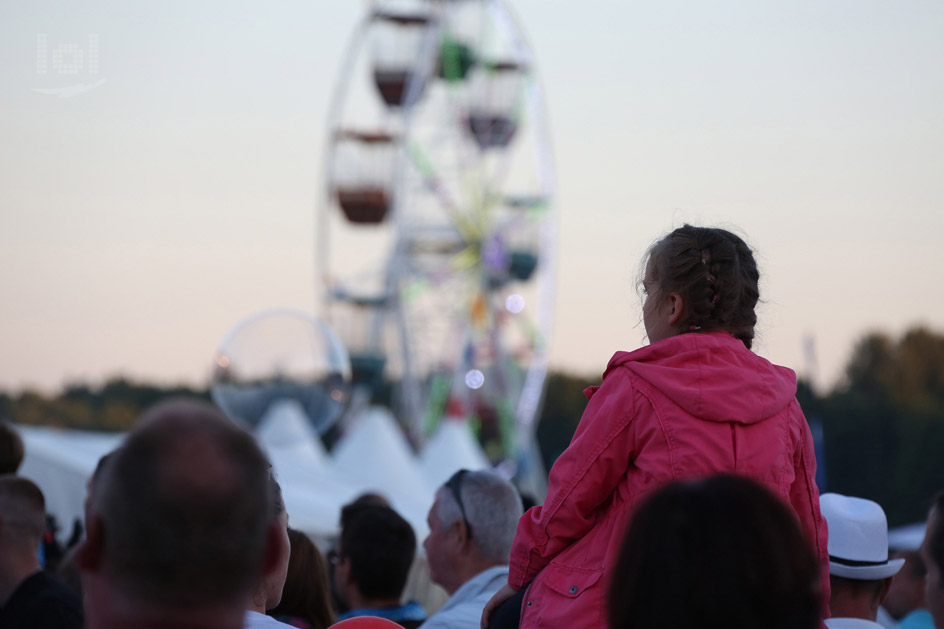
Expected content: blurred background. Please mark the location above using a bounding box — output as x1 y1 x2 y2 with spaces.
1 1 943 525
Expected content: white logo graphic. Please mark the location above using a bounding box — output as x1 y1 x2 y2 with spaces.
33 34 106 98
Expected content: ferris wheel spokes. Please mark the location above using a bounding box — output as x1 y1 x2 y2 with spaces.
320 0 556 477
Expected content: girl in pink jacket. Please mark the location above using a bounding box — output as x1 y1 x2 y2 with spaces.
482 225 829 628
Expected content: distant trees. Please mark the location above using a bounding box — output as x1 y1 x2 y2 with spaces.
0 369 595 476
817 327 944 525
1 378 209 432
3 326 942 525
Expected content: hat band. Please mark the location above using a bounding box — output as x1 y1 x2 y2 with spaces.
829 555 889 567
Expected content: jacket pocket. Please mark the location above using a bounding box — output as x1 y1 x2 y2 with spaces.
522 564 606 628
542 564 604 598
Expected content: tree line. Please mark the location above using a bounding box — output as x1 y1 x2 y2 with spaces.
799 327 944 525
3 326 943 525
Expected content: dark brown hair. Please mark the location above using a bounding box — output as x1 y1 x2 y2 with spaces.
339 503 415 600
645 225 760 348
608 474 821 629
0 474 46 542
0 421 24 474
268 528 336 629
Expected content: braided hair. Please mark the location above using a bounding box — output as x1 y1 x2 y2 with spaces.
644 225 760 349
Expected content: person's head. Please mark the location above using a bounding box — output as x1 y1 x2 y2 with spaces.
0 422 24 474
882 549 926 620
608 474 821 629
820 493 903 620
269 528 336 629
339 492 391 530
423 469 523 595
641 225 759 347
920 493 944 628
251 470 290 612
0 474 46 559
78 398 276 616
335 503 416 606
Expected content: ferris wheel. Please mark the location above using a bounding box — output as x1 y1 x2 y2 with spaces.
318 0 556 475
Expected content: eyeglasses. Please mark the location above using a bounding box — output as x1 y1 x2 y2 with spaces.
445 469 473 540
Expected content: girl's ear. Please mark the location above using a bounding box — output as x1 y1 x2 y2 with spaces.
667 292 685 326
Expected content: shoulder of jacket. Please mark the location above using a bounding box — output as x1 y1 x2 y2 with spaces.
592 364 642 403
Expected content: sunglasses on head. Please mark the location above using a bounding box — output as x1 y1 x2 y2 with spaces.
445 469 473 540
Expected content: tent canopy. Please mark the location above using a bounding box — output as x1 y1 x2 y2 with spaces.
15 407 444 543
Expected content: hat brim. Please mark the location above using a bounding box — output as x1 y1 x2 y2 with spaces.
829 557 905 580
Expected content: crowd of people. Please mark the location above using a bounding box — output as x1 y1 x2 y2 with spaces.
1 225 943 629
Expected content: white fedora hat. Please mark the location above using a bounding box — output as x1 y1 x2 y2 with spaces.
820 493 905 580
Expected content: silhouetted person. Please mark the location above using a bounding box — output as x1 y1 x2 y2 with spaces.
269 528 336 629
77 398 278 629
920 493 944 628
334 503 426 628
0 475 82 629
607 475 821 629
882 550 930 628
821 493 904 629
422 469 522 629
245 473 295 628
0 422 24 474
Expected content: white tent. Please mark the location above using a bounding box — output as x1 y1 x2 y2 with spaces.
330 406 434 536
261 433 381 541
17 424 123 534
256 398 328 466
889 522 927 551
257 399 421 539
419 418 491 493
14 411 435 545
270 456 372 541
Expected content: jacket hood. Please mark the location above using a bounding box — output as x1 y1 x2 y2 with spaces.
603 331 798 424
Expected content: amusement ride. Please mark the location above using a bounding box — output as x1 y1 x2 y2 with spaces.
318 0 557 482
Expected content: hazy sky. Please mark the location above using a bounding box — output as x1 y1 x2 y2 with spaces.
1 1 942 395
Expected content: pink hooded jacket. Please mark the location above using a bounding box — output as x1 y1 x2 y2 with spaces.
508 331 829 628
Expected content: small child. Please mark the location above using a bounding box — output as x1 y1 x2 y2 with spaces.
483 225 829 628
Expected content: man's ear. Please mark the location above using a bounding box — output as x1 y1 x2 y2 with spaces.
261 520 283 576
338 555 351 583
452 518 472 551
75 515 105 572
333 553 355 596
878 576 894 605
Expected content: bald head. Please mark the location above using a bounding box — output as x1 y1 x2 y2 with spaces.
90 398 273 609
0 475 45 548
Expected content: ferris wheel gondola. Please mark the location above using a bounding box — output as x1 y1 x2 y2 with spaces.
318 0 556 480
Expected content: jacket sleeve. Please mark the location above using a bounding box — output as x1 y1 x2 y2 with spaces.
787 400 831 615
507 368 637 589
